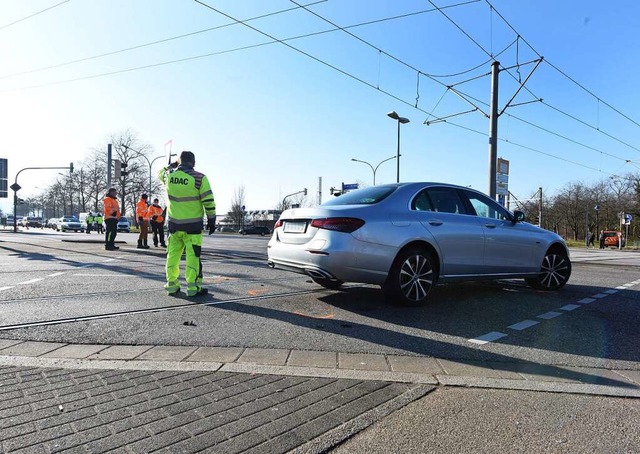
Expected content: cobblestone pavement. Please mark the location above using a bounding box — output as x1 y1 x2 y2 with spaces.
0 365 430 454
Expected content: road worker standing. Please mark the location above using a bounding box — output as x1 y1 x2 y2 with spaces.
158 151 216 297
148 198 167 248
95 212 104 234
103 188 120 251
136 194 150 249
85 212 94 234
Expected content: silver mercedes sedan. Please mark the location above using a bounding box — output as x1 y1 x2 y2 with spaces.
267 183 571 306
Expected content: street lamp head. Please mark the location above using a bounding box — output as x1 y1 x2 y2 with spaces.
399 117 410 124
387 111 399 120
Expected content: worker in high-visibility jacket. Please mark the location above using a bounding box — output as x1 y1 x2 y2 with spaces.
136 194 150 249
85 212 94 234
95 213 104 234
148 198 167 248
103 188 120 251
158 151 216 297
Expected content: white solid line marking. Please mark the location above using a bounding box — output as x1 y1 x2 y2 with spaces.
615 286 627 290
468 331 507 344
559 304 580 311
623 283 634 287
537 311 563 320
71 274 138 277
104 259 116 262
18 278 43 285
48 272 65 277
577 298 596 304
592 293 608 298
0 286 13 292
507 320 539 331
604 289 618 294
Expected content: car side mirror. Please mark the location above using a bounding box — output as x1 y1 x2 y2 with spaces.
513 210 526 223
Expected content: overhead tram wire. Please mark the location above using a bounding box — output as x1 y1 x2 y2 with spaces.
191 1 623 178
0 2 476 82
484 0 640 131
0 0 328 80
427 0 640 155
0 0 70 31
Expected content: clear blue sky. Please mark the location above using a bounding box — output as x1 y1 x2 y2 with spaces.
2 0 640 215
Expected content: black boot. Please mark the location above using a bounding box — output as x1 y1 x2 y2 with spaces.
137 239 143 249
143 240 150 249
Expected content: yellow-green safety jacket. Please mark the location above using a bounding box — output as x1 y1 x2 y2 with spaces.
158 163 216 233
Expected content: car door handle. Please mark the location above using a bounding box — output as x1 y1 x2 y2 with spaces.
484 223 497 229
428 220 443 226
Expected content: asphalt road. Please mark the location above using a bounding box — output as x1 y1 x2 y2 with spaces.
0 229 638 373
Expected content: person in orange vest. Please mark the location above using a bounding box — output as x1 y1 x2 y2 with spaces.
148 198 167 247
136 194 150 249
103 188 120 251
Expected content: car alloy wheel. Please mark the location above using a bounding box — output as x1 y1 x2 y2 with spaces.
526 251 571 290
385 247 435 306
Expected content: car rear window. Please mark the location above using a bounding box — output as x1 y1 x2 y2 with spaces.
323 185 397 206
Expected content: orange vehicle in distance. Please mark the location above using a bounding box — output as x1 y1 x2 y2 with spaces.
602 230 626 247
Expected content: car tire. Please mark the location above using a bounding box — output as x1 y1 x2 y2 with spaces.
312 277 344 290
384 247 436 307
525 250 571 291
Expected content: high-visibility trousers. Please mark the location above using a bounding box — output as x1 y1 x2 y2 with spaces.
165 231 203 296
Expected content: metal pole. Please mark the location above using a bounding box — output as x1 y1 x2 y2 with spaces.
107 143 112 189
396 120 401 183
538 187 542 227
585 208 589 248
488 61 500 199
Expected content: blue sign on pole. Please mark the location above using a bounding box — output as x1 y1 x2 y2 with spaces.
342 183 359 191
625 213 632 223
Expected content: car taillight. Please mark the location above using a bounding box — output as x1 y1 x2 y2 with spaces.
274 219 283 229
310 217 365 233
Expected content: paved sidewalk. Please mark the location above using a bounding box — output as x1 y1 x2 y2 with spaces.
1 340 639 453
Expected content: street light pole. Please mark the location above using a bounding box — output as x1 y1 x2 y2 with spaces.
351 155 398 185
122 145 164 196
387 111 410 183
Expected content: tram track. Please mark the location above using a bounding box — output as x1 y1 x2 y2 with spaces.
0 288 326 332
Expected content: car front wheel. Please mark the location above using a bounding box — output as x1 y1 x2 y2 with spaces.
525 251 571 290
384 247 436 306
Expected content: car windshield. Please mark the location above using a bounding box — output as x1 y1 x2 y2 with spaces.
63 217 78 222
323 185 397 206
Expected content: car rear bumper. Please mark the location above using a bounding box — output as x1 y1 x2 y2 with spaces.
267 233 392 285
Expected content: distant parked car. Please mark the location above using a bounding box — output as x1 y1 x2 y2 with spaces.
239 226 270 236
117 217 131 233
22 216 43 228
268 182 572 306
57 216 84 233
217 226 236 233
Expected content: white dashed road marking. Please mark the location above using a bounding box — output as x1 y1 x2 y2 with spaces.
577 298 596 304
559 304 580 311
47 272 65 277
537 311 563 320
468 331 507 344
18 278 43 285
0 286 13 292
507 320 539 331
615 286 628 290
592 293 608 298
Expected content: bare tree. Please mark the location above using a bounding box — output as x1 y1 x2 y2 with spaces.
225 186 246 229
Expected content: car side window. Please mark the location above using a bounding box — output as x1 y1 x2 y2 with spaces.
411 190 435 211
464 190 511 220
425 188 467 215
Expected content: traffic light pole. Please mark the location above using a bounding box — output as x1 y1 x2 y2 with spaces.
12 165 73 233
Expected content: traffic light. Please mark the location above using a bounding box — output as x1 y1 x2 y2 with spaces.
69 162 74 173
114 160 121 179
120 162 128 177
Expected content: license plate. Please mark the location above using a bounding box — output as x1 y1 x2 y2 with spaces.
283 221 307 233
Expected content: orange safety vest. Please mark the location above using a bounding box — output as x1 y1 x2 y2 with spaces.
103 196 120 220
148 204 164 223
136 199 150 220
